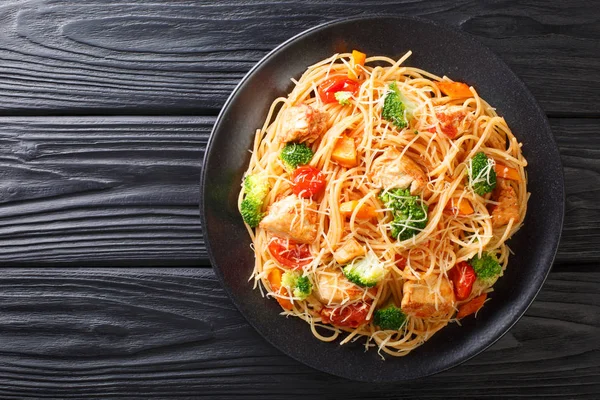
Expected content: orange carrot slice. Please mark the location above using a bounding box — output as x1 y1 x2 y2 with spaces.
437 81 472 98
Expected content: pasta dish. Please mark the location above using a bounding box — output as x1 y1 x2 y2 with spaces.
238 50 528 357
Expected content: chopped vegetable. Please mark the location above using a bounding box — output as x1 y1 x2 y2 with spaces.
268 237 312 269
494 163 521 181
267 268 293 310
394 254 407 270
449 261 476 301
279 142 314 170
340 200 377 219
468 152 497 196
374 304 407 330
240 174 270 227
342 250 386 287
291 165 326 199
281 270 313 300
456 293 487 319
331 136 358 167
469 252 502 287
444 197 474 215
348 50 367 80
320 303 370 328
379 188 428 241
318 76 359 104
437 81 472 98
334 91 353 105
382 82 416 129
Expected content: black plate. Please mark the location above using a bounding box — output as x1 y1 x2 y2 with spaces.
200 16 564 382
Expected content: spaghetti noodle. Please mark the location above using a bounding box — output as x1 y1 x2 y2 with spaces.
238 51 528 357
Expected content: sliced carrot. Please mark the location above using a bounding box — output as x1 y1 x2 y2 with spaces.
267 268 293 311
444 198 474 215
437 81 472 98
456 293 487 319
348 50 366 80
494 163 521 181
340 200 377 219
331 136 358 167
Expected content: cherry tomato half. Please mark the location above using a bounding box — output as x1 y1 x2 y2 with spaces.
320 303 370 328
317 76 360 104
449 261 476 301
292 165 326 199
268 237 313 269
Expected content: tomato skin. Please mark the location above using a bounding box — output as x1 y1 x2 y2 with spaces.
291 166 326 199
317 77 360 103
450 261 476 300
268 237 312 269
394 254 407 270
320 303 370 328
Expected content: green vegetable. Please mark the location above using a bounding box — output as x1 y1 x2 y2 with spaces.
379 188 429 241
374 304 407 330
335 91 353 105
279 142 314 170
281 271 313 300
469 252 502 285
240 174 269 228
382 82 416 129
342 250 386 287
468 152 497 196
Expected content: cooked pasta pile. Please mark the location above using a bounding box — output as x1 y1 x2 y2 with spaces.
239 51 528 357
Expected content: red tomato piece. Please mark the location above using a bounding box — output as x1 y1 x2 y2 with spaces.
449 261 476 301
394 254 407 270
292 165 326 199
320 303 370 328
317 76 360 103
435 109 466 139
268 237 312 269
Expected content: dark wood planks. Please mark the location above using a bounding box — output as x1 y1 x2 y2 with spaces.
0 0 597 116
0 116 209 266
0 267 596 399
0 116 597 266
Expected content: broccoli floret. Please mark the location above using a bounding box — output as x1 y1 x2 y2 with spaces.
240 174 269 228
279 142 314 170
374 304 407 330
342 250 386 287
281 271 312 300
335 91 353 105
468 152 497 196
470 252 502 279
379 188 429 241
382 82 416 129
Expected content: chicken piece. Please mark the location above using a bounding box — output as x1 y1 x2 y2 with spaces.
315 269 364 306
491 179 520 227
333 238 365 265
278 104 328 143
369 147 427 195
259 195 318 243
401 275 455 318
433 105 473 139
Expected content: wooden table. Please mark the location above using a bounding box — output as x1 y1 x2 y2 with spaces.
0 1 598 398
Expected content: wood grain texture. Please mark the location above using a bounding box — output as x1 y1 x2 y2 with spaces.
0 0 597 116
0 116 596 266
0 268 596 399
0 116 209 266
